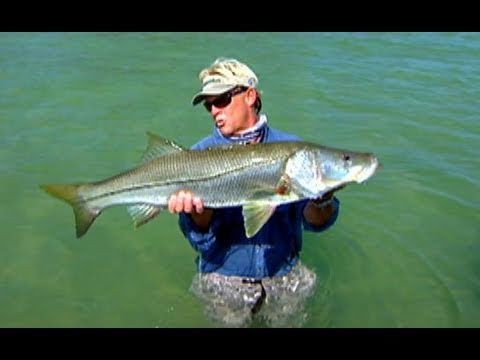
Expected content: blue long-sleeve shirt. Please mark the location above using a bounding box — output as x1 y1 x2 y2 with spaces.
179 123 340 279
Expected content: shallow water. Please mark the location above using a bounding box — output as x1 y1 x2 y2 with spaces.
1 32 479 327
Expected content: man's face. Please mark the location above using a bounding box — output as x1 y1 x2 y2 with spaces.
203 88 256 136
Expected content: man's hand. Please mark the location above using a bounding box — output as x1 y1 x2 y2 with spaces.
168 190 213 231
313 185 346 205
304 185 345 227
168 190 205 214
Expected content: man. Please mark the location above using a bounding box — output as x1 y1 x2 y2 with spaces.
168 57 340 327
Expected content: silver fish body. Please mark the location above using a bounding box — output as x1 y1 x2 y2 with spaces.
41 133 380 238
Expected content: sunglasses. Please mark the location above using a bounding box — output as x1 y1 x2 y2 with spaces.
203 87 248 112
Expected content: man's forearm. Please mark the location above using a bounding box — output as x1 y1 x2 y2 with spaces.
303 199 337 227
190 209 214 232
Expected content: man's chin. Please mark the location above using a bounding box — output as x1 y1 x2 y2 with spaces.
216 125 232 136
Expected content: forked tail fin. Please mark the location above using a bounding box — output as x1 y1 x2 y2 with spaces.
40 184 100 238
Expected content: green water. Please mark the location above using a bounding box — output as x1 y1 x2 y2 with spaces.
1 32 479 327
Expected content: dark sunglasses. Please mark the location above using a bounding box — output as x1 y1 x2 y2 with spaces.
203 87 248 112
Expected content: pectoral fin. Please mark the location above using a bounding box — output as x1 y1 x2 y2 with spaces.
127 204 162 228
242 202 276 238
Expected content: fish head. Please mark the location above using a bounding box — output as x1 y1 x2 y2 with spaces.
284 145 378 199
314 146 380 189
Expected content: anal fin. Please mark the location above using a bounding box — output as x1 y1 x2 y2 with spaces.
127 204 162 228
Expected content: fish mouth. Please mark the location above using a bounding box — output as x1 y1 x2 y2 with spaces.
354 157 380 183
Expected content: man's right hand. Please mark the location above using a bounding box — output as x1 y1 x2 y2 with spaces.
168 190 205 214
168 190 213 231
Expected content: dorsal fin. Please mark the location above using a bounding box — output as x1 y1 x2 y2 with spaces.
142 132 186 163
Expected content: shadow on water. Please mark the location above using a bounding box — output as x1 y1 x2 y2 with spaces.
301 210 462 327
380 227 461 327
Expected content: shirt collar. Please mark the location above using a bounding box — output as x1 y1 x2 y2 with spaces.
214 114 269 145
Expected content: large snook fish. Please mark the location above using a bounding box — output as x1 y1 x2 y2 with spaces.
40 132 380 238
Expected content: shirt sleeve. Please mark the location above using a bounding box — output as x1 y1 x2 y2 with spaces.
302 197 340 233
178 211 222 257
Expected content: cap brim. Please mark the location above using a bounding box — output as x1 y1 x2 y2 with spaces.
191 84 237 105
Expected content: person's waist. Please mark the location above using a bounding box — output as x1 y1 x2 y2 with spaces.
230 275 264 285
201 254 299 280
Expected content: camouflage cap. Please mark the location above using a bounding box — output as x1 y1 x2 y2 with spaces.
192 57 259 105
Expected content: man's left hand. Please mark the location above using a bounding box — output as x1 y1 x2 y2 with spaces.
312 185 345 207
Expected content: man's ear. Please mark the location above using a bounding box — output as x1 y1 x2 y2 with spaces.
245 88 258 107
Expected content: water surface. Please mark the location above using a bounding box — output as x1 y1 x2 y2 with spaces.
1 32 479 327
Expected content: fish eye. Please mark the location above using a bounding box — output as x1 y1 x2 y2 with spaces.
343 154 351 161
